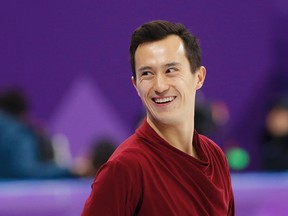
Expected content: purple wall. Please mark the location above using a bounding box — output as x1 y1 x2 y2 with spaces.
1 1 288 169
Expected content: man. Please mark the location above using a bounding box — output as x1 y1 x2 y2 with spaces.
82 20 235 215
0 89 74 178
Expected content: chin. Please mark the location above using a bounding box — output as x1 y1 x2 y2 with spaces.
153 116 179 126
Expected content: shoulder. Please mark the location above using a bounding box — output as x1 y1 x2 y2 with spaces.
98 134 148 179
110 133 149 161
84 136 147 215
90 135 147 197
197 134 232 186
198 134 226 157
0 113 36 143
197 133 229 170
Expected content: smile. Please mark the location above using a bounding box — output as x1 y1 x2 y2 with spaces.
153 96 176 104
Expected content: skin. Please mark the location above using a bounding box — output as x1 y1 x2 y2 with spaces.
266 108 288 137
132 35 206 158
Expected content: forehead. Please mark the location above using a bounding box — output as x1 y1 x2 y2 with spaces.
135 35 187 68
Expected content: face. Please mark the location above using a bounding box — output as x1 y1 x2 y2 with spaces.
266 108 288 136
132 35 206 127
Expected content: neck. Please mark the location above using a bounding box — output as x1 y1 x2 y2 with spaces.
147 117 198 158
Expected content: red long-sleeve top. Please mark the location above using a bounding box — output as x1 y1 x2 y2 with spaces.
82 119 235 216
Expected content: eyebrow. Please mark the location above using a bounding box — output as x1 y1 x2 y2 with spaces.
137 66 153 73
137 62 181 73
164 62 181 68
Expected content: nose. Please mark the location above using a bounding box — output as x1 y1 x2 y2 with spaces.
154 74 169 94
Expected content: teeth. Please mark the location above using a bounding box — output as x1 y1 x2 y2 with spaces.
154 97 174 104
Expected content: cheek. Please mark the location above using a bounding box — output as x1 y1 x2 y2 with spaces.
136 81 150 96
135 88 146 101
177 77 195 92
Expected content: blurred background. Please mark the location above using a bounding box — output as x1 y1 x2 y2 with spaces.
0 0 288 215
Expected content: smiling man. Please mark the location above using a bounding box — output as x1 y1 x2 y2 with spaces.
82 20 235 216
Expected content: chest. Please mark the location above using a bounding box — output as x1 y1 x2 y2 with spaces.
135 155 230 216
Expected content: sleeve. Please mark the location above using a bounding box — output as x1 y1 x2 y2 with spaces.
224 153 235 216
206 136 235 216
227 173 235 216
227 193 235 216
81 157 142 216
210 137 236 216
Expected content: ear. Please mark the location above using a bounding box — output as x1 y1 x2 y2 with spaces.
131 76 140 96
196 66 206 90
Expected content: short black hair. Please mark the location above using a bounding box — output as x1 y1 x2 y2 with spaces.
130 20 201 78
0 89 27 116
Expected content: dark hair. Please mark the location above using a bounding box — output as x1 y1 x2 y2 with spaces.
91 138 116 169
0 89 27 116
130 20 201 78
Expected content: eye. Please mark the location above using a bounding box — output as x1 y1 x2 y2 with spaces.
141 71 153 76
166 68 178 73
